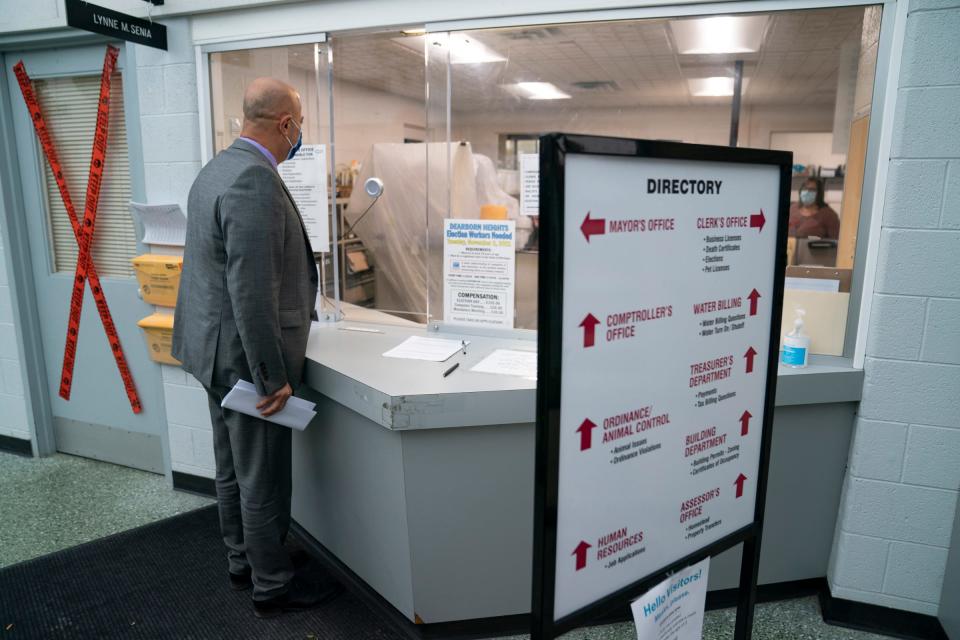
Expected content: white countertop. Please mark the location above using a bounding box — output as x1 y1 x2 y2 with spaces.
302 306 863 430
305 320 536 400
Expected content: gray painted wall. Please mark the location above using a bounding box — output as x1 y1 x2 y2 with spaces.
133 18 217 480
828 0 960 616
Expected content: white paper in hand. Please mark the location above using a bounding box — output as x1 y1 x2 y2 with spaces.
221 380 317 431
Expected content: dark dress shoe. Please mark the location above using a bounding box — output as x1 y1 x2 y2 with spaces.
253 576 344 619
231 550 310 593
289 548 312 570
229 569 252 591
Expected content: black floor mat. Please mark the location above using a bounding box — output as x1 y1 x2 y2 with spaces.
0 505 408 640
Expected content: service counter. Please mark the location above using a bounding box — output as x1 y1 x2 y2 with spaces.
291 306 863 625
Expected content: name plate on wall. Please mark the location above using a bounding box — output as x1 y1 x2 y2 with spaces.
66 0 168 51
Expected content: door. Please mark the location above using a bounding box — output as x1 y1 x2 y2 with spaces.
5 44 168 472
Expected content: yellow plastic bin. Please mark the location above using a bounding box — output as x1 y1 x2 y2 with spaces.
131 255 183 307
137 313 181 365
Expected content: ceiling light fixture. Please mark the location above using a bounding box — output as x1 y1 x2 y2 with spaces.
448 34 505 64
687 76 750 97
670 15 768 55
392 33 506 64
512 81 571 100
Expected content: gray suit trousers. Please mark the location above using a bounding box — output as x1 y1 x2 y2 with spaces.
204 384 294 601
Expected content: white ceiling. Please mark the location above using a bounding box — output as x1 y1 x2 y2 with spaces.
326 6 867 111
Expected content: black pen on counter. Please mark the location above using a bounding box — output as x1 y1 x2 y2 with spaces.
442 362 460 378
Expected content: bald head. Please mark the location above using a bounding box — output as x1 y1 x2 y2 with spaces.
243 77 299 123
239 77 303 164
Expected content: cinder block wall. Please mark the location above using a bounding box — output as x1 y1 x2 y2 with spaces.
827 0 960 616
134 18 216 479
0 228 32 444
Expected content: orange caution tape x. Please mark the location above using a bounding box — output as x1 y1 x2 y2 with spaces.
14 46 142 414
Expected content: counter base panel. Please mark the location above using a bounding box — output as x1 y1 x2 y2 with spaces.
292 390 416 620
292 386 855 624
709 402 856 589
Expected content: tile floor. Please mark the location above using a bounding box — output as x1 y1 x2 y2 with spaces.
0 450 212 569
1 450 891 639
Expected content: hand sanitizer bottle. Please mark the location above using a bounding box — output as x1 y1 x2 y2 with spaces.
781 309 810 368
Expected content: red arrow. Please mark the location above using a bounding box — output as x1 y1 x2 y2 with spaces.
747 289 761 316
744 346 757 373
734 473 748 498
580 211 606 242
572 540 592 571
577 419 598 451
740 410 752 436
580 313 600 348
749 209 765 232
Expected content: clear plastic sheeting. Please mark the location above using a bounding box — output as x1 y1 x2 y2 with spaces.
345 141 528 322
345 143 430 319
474 151 533 249
451 142 480 219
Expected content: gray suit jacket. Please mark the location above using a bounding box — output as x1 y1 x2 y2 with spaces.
172 139 318 396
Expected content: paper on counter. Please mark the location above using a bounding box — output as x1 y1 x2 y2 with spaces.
470 349 537 379
382 336 468 362
221 380 316 431
130 202 187 246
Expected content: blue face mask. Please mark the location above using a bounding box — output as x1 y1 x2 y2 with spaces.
283 120 302 161
799 189 816 206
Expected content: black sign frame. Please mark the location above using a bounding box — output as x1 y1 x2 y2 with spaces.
532 133 792 640
65 0 168 51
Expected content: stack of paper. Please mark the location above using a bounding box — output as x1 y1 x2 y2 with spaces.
129 202 187 247
221 380 317 431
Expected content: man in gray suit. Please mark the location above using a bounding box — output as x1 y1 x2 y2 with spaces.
172 77 332 618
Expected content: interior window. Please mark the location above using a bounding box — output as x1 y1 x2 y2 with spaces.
409 6 880 351
206 7 882 353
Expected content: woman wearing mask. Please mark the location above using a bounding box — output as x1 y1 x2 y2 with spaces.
788 177 840 238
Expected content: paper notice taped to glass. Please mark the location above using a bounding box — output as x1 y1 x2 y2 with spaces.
520 153 540 216
277 144 330 250
221 380 317 431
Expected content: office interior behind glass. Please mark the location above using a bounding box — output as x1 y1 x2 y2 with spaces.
209 5 880 354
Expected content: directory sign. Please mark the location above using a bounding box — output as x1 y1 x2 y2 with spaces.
532 134 790 639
